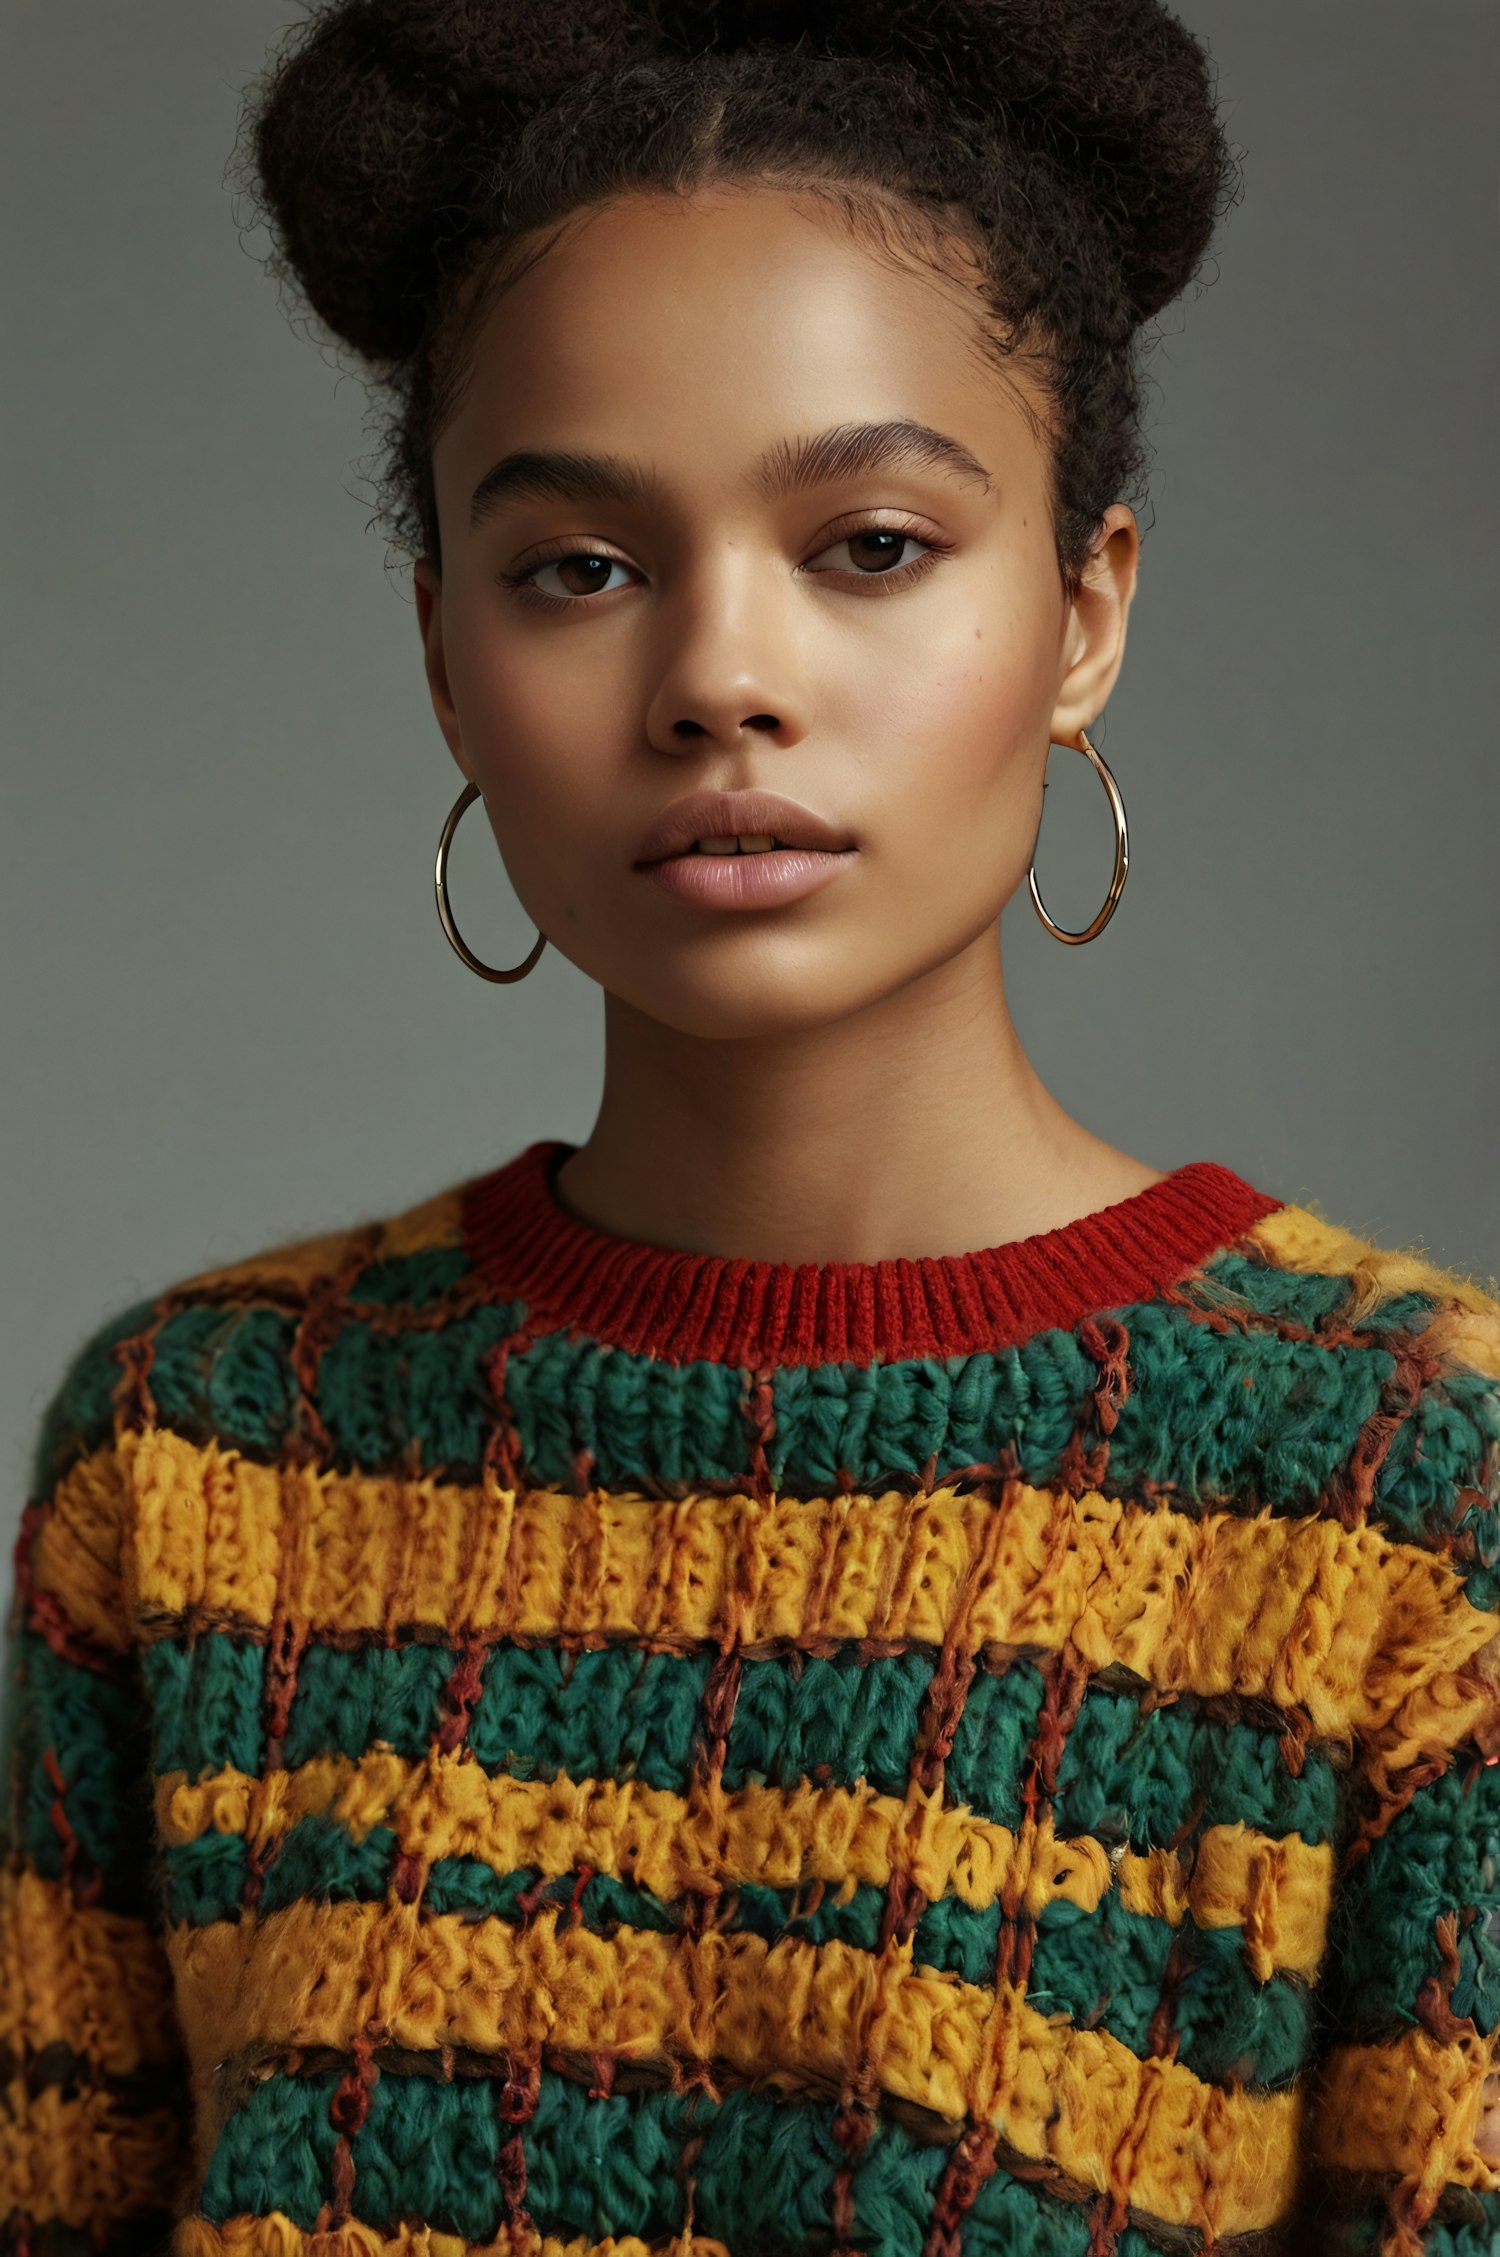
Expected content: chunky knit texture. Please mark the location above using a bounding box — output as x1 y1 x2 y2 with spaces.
5 1136 1500 2257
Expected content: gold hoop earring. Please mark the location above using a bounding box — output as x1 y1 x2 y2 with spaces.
1028 725 1129 944
434 780 548 983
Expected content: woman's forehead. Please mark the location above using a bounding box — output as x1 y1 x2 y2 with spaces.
436 186 1046 503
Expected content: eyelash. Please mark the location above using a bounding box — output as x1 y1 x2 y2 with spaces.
497 518 952 613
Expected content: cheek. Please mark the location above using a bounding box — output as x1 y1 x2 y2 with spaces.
447 598 626 821
843 609 1050 835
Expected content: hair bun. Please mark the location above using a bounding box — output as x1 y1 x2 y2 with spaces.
241 0 1237 578
247 0 665 362
651 0 1230 325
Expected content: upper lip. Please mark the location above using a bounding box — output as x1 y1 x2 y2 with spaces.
635 788 858 864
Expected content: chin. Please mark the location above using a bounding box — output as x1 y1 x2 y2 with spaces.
602 955 877 1043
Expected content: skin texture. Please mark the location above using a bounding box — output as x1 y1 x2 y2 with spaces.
415 183 1166 1263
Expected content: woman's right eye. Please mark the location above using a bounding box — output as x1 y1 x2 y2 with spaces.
517 551 636 600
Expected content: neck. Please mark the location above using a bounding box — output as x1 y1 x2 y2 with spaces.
561 932 1164 1268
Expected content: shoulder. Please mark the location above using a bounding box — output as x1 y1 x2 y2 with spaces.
26 1175 480 1497
13 1174 487 1647
1177 1192 1500 1599
1235 1195 1500 1380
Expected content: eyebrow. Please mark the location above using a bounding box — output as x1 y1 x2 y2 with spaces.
469 449 660 529
468 417 994 531
753 419 994 502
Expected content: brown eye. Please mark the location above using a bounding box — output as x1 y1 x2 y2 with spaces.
806 528 934 578
846 531 911 572
537 552 629 597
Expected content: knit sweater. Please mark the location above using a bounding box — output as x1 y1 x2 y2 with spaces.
5 1137 1500 2257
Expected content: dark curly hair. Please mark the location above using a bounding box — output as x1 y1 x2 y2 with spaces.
234 0 1241 595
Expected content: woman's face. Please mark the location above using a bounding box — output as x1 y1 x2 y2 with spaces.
416 185 1136 1038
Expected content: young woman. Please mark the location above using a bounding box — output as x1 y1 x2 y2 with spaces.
4 4 1498 2254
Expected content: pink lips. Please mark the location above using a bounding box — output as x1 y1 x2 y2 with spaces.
643 842 859 909
635 787 857 865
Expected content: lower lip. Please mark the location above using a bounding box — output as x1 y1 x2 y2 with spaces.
639 845 860 909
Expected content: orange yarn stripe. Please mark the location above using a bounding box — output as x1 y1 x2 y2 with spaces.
41 1427 1489 1765
156 1753 1335 1980
0 1865 183 2072
165 1901 1302 2236
176 2226 731 2257
1312 2026 1500 2200
0 2078 184 2227
1244 1207 1500 1372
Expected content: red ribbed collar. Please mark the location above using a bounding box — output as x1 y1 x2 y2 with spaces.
459 1139 1284 1367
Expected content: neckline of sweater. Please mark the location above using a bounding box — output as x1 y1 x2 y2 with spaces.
459 1137 1285 1367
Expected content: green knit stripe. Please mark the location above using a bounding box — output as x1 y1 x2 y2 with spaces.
1426 2190 1500 2257
1047 1675 1341 1849
722 1645 934 1802
41 1268 1495 1589
200 2068 346 2232
199 2060 1165 2252
1372 1363 1500 1608
1026 1899 1311 2089
142 1630 272 1778
511 1300 1399 1508
1320 1762 1500 2039
1101 1313 1388 1509
37 1246 1387 1485
531 2074 822 2244
150 1305 303 1457
464 1641 714 1790
745 1882 1310 2088
163 1831 1309 2092
3 1626 154 1917
41 1275 1371 1492
312 1302 529 1470
24 1294 159 1496
345 1244 476 1307
140 1634 1340 1849
1337 2189 1500 2256
1183 1253 1374 1329
1199 1257 1467 1351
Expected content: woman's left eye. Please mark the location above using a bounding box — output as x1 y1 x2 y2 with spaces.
522 552 636 599
805 528 934 577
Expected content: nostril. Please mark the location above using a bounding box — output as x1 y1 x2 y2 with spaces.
743 713 780 731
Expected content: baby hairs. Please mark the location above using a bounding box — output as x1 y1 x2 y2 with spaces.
235 0 1241 597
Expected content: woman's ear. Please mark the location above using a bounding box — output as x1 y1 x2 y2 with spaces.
413 555 472 779
1050 504 1140 745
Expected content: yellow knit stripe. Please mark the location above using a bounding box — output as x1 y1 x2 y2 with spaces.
0 2079 189 2229
0 1863 185 2074
166 1185 464 1298
1421 1302 1500 1381
1311 2026 1500 2200
177 2226 733 2257
164 1902 1301 2235
155 1754 1334 1979
26 1439 131 1655
72 1428 1496 1766
1245 1205 1500 1376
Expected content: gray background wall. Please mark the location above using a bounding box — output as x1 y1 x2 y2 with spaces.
4 3 1497 1530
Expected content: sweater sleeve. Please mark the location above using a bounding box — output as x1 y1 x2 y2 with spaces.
1297 1305 1500 2254
0 1307 195 2254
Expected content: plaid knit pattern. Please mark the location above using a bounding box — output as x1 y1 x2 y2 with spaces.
4 1139 1500 2257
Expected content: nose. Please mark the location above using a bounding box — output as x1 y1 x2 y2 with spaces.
670 709 781 740
643 556 813 755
